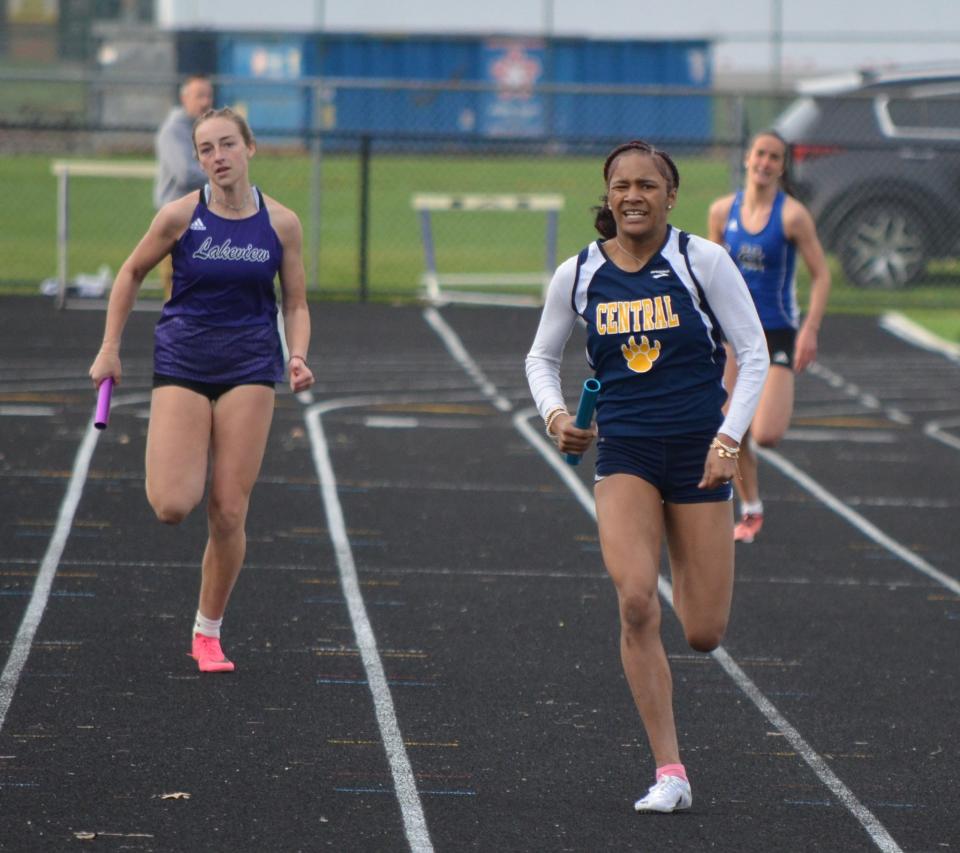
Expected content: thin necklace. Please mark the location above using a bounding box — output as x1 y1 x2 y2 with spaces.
614 238 645 265
214 191 252 212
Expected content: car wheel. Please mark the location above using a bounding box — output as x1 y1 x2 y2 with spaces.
837 201 928 288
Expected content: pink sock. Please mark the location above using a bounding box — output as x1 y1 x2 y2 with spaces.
656 763 688 782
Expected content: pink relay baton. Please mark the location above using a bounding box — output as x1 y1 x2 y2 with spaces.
94 378 114 430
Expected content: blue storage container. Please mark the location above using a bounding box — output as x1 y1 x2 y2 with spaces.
217 34 318 137
208 31 712 143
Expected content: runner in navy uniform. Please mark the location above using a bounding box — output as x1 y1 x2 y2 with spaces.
527 140 768 813
89 108 314 673
708 129 831 543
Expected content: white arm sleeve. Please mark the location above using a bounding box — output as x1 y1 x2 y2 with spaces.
689 238 770 443
525 255 581 420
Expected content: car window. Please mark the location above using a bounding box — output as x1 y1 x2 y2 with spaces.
887 94 960 132
876 91 960 141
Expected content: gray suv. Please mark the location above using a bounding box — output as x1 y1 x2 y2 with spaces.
774 66 960 288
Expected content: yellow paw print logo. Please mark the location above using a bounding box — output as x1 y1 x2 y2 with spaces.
621 335 661 373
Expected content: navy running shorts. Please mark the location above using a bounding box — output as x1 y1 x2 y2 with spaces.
595 432 733 504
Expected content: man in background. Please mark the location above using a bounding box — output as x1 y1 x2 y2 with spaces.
154 74 214 300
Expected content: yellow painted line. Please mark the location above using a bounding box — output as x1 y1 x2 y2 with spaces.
328 738 459 748
0 393 77 403
744 751 798 758
0 571 97 578
791 416 900 428
667 654 710 664
329 738 383 746
315 649 427 659
822 753 873 760
279 526 381 536
375 403 492 415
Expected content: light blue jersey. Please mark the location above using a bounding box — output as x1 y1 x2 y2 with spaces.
722 190 798 331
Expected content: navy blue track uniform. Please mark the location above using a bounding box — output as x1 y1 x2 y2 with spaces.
526 227 769 498
575 231 727 438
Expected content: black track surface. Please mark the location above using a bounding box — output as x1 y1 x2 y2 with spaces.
0 296 957 853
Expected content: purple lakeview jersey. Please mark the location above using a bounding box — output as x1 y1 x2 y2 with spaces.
154 186 285 384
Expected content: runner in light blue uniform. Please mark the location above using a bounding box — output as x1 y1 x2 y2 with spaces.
722 188 798 336
708 129 831 544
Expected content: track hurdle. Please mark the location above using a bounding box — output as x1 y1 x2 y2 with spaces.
412 192 564 307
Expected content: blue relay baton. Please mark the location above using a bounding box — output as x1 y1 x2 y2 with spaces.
564 378 601 466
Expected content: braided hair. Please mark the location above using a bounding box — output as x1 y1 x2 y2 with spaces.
593 140 681 239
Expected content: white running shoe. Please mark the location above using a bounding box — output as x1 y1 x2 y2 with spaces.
633 775 692 813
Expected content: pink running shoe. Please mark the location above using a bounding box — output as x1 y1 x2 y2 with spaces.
734 512 764 544
191 633 235 673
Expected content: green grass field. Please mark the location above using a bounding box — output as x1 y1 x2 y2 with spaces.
3 150 960 341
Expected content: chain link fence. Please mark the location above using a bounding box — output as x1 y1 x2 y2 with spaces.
2 72 959 306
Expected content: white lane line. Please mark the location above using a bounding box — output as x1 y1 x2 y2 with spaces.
422 307 513 412
0 415 101 732
806 362 912 426
0 391 151 733
924 417 960 452
304 396 433 853
880 312 960 364
513 409 904 853
0 405 57 417
423 310 903 851
365 416 420 429
756 446 960 597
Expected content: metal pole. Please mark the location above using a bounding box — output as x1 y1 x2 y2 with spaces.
309 86 323 293
542 0 554 34
542 0 555 137
358 134 371 302
771 0 783 93
731 93 748 192
56 167 69 310
310 0 326 293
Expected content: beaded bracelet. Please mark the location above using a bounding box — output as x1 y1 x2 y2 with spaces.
710 437 740 459
544 406 568 439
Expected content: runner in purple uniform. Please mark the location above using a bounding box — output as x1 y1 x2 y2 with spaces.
89 108 314 673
